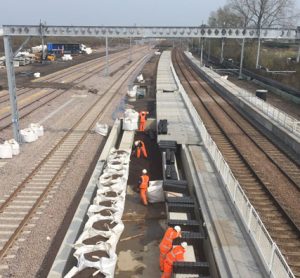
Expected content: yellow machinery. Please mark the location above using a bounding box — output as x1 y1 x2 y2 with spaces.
46 54 56 61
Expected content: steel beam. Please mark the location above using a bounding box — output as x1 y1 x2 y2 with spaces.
13 36 31 58
208 39 211 62
3 36 21 142
256 37 261 69
2 25 298 39
105 36 109 76
129 36 132 62
220 38 225 63
200 39 204 66
41 36 46 60
239 39 245 79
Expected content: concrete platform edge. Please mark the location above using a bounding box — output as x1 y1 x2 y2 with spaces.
47 119 122 278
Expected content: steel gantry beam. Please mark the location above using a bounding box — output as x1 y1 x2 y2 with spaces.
2 24 299 143
2 25 299 39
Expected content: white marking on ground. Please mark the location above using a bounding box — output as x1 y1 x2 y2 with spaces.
39 99 74 124
0 162 7 168
5 255 15 259
0 265 8 270
71 94 88 98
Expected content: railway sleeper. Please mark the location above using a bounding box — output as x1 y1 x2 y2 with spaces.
168 219 201 233
173 261 210 276
167 203 196 221
166 196 194 204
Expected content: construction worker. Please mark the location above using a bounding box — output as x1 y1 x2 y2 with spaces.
139 111 149 132
134 140 148 158
159 226 182 271
139 169 149 205
162 242 187 278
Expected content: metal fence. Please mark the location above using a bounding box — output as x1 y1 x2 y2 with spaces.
170 63 295 278
239 90 300 137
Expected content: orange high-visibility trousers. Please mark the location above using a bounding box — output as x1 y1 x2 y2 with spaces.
140 188 148 205
159 244 171 270
139 121 146 131
136 145 147 158
161 261 173 278
160 253 167 271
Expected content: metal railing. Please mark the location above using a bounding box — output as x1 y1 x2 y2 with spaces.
170 62 295 278
239 90 300 137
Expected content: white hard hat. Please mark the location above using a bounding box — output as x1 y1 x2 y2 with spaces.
181 242 188 249
142 169 147 174
174 226 181 232
135 141 139 146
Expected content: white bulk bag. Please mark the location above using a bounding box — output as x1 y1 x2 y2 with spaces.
95 123 109 136
137 74 144 82
20 128 38 143
123 118 138 131
5 139 20 156
87 205 123 219
147 180 165 203
0 142 13 159
29 123 44 137
124 109 139 122
33 72 40 78
97 183 126 194
65 244 117 278
127 89 137 98
74 227 121 249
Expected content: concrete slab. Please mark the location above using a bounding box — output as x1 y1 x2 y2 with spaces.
119 130 135 151
169 212 188 220
156 51 201 145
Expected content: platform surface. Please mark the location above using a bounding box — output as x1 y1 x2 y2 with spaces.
183 144 268 278
156 51 201 145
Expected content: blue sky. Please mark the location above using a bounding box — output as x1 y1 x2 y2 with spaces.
0 0 228 26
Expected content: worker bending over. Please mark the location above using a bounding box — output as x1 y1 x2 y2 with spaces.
134 140 148 158
159 226 182 270
139 111 149 132
139 169 149 205
162 242 187 278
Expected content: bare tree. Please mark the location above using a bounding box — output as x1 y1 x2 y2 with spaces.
208 5 245 27
229 0 298 28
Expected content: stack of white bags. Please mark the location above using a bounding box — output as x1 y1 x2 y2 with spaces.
0 139 19 159
65 148 130 278
20 123 44 143
62 54 73 61
127 85 138 98
122 108 139 131
0 123 44 159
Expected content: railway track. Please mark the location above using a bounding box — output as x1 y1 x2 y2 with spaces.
0 88 33 105
0 47 146 131
0 52 150 270
173 49 300 276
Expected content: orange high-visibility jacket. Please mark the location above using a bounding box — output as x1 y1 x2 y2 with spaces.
160 228 181 251
165 246 185 265
139 111 148 123
139 174 149 189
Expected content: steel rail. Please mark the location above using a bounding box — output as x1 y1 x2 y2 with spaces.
0 52 149 261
